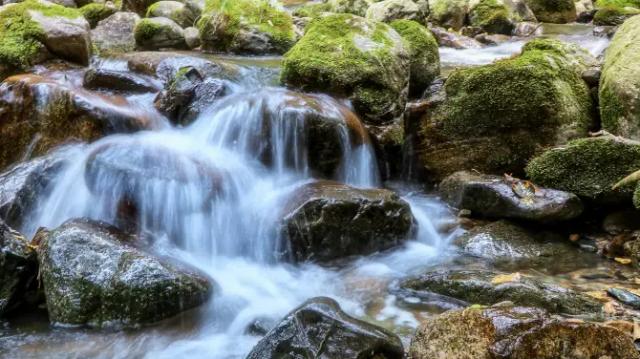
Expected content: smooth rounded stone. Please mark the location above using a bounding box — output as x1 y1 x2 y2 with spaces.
134 17 186 50
365 0 423 23
429 26 483 49
183 26 200 49
28 6 91 65
91 11 141 55
281 13 410 126
523 0 577 23
197 0 295 55
419 39 595 182
83 68 162 93
246 297 404 359
0 221 37 317
154 67 227 125
526 135 640 205
581 67 601 88
440 171 583 222
280 181 415 263
599 15 640 139
607 288 640 309
398 269 602 315
390 20 440 96
453 220 585 267
409 305 640 359
0 74 158 170
146 1 197 28
0 150 68 228
468 0 514 35
121 52 224 84
36 218 213 327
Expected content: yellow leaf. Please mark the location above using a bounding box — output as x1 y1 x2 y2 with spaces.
615 257 632 265
491 273 522 285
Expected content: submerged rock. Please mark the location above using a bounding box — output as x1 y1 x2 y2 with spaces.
37 218 213 327
0 221 37 316
440 171 583 222
281 13 410 126
607 288 640 309
399 269 602 315
419 39 595 181
526 135 640 204
409 305 639 359
280 181 415 263
197 0 295 55
599 15 640 139
91 12 140 55
246 297 404 359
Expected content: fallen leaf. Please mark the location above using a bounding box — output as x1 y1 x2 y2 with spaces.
491 273 522 285
615 257 632 265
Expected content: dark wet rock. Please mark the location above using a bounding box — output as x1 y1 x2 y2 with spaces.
83 68 162 93
429 26 483 49
246 297 404 359
474 33 511 45
134 17 186 50
121 52 224 85
420 39 595 182
440 171 583 222
409 305 640 359
607 288 640 309
91 12 140 56
154 66 226 125
122 0 155 15
603 210 640 234
280 181 415 263
453 220 583 267
524 0 577 23
399 269 602 315
37 218 213 327
0 74 157 170
281 13 410 126
0 221 37 316
0 150 68 228
526 135 640 205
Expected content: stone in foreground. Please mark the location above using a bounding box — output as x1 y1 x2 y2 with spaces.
247 297 404 359
37 218 213 327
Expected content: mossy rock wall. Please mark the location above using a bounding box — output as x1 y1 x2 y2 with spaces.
599 15 640 139
419 39 595 181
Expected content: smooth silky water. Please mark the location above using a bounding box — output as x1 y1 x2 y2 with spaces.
0 24 611 358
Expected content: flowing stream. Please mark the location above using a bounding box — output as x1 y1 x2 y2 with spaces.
0 23 611 359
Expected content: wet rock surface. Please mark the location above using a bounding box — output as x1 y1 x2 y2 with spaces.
0 221 37 316
247 297 404 359
37 218 213 327
83 68 161 93
440 171 583 222
91 12 140 55
281 181 415 263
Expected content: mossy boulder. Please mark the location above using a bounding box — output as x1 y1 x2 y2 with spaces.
292 2 333 18
196 0 295 55
79 3 116 28
134 17 186 50
365 0 423 23
91 11 140 56
390 19 440 96
280 181 415 263
419 39 595 181
0 221 37 317
281 13 410 125
524 0 577 23
37 218 213 327
146 1 198 28
526 135 640 204
593 6 640 25
399 269 602 314
469 0 514 35
0 0 91 78
429 0 469 30
595 0 640 9
327 0 380 16
599 15 640 139
409 305 639 359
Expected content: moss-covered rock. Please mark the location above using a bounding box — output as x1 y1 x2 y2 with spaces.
281 13 410 125
596 0 640 9
79 3 116 28
390 19 439 96
409 305 640 359
366 0 423 23
429 0 468 30
635 183 640 208
469 0 514 35
146 0 198 28
197 0 295 55
0 0 90 77
524 0 577 23
327 0 380 16
134 17 185 50
292 2 332 18
599 15 640 139
593 5 640 25
526 135 640 204
37 218 213 327
419 39 595 181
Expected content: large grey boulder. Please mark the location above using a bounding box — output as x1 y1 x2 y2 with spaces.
92 12 140 55
29 7 92 65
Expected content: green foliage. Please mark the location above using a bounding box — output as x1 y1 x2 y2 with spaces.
596 0 640 9
292 3 332 18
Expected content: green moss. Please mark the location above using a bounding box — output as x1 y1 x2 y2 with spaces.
293 3 332 18
594 6 639 25
390 19 439 95
327 0 376 16
634 183 640 208
430 0 467 29
197 0 294 52
80 3 116 28
524 0 576 23
596 0 640 8
134 18 168 43
526 136 640 202
0 0 82 71
469 0 514 35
